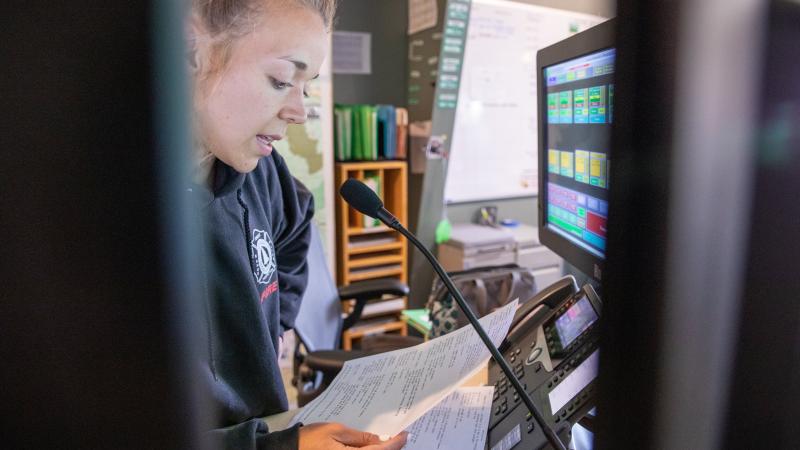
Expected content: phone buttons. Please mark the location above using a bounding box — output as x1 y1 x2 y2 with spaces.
525 347 543 365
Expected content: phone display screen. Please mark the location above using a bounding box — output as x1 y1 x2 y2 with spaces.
554 296 598 348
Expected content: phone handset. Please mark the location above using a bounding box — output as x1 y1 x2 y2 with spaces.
503 275 579 350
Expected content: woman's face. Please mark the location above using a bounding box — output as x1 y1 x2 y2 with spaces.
193 5 327 173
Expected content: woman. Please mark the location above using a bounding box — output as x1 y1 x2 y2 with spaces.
187 1 408 449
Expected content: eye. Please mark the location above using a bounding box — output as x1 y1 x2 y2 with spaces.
269 76 293 91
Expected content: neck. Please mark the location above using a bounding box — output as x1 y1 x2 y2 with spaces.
193 146 215 187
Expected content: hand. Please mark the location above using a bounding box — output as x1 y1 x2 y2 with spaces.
298 422 408 450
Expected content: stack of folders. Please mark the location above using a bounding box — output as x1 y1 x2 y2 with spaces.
334 104 408 161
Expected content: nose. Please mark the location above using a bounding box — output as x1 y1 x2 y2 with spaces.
278 87 307 125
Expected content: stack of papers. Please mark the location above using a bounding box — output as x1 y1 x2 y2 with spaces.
403 386 494 450
291 301 519 448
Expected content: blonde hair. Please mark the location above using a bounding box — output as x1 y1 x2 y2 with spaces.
192 0 336 74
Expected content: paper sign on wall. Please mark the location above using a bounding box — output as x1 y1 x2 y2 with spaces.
332 31 371 74
409 0 438 35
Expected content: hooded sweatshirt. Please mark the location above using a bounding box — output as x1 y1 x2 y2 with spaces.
190 151 313 449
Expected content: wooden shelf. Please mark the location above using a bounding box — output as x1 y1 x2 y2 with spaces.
346 226 393 235
347 267 404 282
341 320 407 351
348 254 404 268
335 161 408 286
335 160 409 344
347 241 404 255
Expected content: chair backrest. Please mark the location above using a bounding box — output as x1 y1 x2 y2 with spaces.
293 225 342 352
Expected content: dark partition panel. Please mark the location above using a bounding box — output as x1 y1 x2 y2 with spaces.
594 0 680 446
596 0 787 449
0 2 207 448
723 2 800 449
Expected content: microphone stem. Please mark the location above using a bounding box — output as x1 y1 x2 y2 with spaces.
393 224 568 450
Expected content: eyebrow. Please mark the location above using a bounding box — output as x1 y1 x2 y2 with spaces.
280 57 320 80
281 57 308 71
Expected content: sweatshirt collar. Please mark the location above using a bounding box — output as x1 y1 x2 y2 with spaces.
189 159 246 207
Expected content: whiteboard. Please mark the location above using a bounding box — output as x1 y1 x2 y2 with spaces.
444 0 606 203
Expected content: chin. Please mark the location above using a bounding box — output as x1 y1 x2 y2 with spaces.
231 157 261 174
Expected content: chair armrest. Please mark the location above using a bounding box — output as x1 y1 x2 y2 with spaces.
305 349 371 377
338 278 410 301
339 279 410 332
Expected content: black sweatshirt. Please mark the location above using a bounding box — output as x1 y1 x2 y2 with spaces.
190 151 313 449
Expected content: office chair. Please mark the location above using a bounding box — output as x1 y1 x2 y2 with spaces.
292 226 423 406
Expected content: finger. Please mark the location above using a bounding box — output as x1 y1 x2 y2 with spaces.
332 426 384 447
361 432 409 450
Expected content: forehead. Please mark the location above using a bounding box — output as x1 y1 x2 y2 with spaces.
230 5 328 74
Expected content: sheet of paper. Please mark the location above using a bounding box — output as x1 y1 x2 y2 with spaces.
403 386 494 450
408 0 438 35
291 300 519 437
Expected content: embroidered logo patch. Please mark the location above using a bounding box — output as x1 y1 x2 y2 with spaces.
251 229 276 285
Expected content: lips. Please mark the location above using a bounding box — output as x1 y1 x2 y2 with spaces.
256 134 281 156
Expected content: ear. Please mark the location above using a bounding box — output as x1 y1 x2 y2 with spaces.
185 13 209 74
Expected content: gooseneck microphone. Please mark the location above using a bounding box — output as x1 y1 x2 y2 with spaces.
339 178 567 450
339 178 401 229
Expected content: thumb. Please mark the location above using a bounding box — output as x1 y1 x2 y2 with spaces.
333 426 384 447
361 432 409 450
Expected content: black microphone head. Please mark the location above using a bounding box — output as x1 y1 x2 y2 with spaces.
339 178 383 219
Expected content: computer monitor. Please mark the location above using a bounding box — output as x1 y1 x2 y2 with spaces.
537 19 616 281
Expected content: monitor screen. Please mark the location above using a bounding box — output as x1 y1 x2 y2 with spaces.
542 48 615 261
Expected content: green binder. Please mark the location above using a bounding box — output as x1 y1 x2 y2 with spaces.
342 107 352 161
352 105 363 160
334 107 344 161
360 105 371 160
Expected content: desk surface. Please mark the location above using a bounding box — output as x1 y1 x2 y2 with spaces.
265 364 489 431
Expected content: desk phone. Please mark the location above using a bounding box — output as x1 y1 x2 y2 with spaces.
487 276 602 450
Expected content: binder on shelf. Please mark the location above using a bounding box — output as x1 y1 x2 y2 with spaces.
370 107 378 160
363 105 377 160
333 104 409 161
377 105 396 159
357 105 366 160
343 108 352 160
334 108 346 161
395 107 408 160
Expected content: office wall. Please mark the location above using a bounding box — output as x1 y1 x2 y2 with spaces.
332 0 408 106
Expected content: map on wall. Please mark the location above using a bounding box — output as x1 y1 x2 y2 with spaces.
272 50 335 269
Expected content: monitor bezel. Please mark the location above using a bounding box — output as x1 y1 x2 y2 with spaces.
537 18 617 281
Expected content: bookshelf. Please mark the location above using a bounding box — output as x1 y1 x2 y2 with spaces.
335 160 409 350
